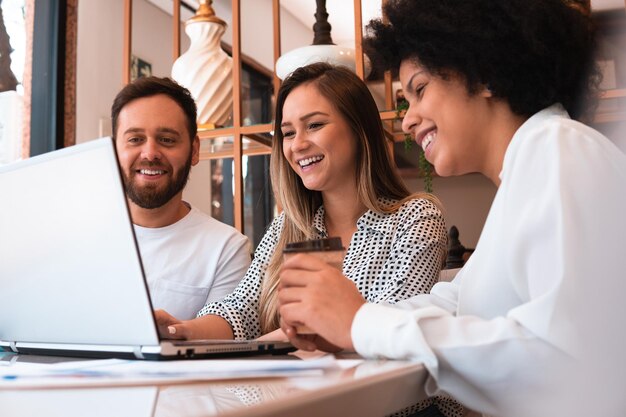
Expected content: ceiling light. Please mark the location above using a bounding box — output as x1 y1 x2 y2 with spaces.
275 0 370 80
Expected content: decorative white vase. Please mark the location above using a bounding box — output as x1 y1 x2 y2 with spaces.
172 2 232 128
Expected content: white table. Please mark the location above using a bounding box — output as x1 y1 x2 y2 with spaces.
0 353 429 417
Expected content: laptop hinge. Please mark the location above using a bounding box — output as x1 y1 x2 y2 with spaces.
9 341 18 353
133 346 145 360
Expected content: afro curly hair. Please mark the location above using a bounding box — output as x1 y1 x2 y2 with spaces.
364 0 601 121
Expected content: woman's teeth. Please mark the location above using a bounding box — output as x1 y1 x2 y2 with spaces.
298 155 324 167
422 131 436 151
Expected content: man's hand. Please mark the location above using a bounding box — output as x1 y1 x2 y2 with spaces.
278 254 366 351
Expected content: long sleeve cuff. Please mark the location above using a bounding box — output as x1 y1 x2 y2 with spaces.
351 303 443 377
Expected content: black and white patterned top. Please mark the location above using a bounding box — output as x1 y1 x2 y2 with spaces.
196 197 447 340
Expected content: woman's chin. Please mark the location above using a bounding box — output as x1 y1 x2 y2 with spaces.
431 164 455 178
429 161 445 177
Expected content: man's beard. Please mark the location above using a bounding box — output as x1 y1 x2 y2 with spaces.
123 153 192 209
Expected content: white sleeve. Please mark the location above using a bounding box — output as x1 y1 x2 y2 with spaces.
352 303 569 416
391 273 463 314
353 117 626 416
204 232 251 304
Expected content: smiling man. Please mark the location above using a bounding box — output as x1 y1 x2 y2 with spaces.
111 76 250 320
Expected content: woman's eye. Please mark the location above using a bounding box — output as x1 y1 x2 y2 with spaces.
282 130 295 139
415 84 426 98
308 122 324 130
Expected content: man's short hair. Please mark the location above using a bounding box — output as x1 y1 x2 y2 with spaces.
111 76 198 141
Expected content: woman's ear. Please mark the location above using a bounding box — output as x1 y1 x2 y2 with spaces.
481 84 493 98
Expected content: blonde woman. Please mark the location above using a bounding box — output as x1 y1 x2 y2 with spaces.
155 63 447 342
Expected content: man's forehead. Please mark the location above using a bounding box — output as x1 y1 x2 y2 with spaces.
120 94 185 116
116 97 188 135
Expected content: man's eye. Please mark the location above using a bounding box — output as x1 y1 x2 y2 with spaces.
160 137 176 144
128 137 142 143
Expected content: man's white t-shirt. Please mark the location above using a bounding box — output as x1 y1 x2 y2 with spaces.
134 205 251 320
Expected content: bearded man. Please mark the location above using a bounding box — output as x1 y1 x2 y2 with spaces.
111 76 250 320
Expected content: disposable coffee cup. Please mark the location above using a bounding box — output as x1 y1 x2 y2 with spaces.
283 237 345 334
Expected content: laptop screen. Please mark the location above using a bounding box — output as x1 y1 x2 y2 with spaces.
0 138 159 347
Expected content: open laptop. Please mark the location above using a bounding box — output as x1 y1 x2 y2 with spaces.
0 138 293 360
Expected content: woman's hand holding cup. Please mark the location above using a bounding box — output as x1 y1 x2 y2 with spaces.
279 238 366 351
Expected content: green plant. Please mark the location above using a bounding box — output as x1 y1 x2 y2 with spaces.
418 142 433 193
395 99 434 192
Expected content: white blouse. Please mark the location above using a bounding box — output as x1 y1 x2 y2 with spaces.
351 105 626 417
197 197 447 340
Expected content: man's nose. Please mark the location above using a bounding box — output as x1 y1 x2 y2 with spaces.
140 139 162 161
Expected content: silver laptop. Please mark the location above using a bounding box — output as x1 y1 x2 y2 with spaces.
0 138 293 360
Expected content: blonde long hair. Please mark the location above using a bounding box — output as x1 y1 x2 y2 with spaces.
258 63 439 333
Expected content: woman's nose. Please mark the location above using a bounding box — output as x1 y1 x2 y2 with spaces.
401 104 422 137
290 133 310 152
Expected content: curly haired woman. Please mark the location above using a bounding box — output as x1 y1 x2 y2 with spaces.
279 1 626 416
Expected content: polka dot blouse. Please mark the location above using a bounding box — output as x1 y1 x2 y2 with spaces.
197 197 447 340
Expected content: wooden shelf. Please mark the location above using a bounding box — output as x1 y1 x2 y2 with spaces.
121 0 399 232
601 88 626 99
594 111 626 124
197 123 272 160
197 123 273 140
198 136 271 160
122 0 282 232
595 88 626 124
